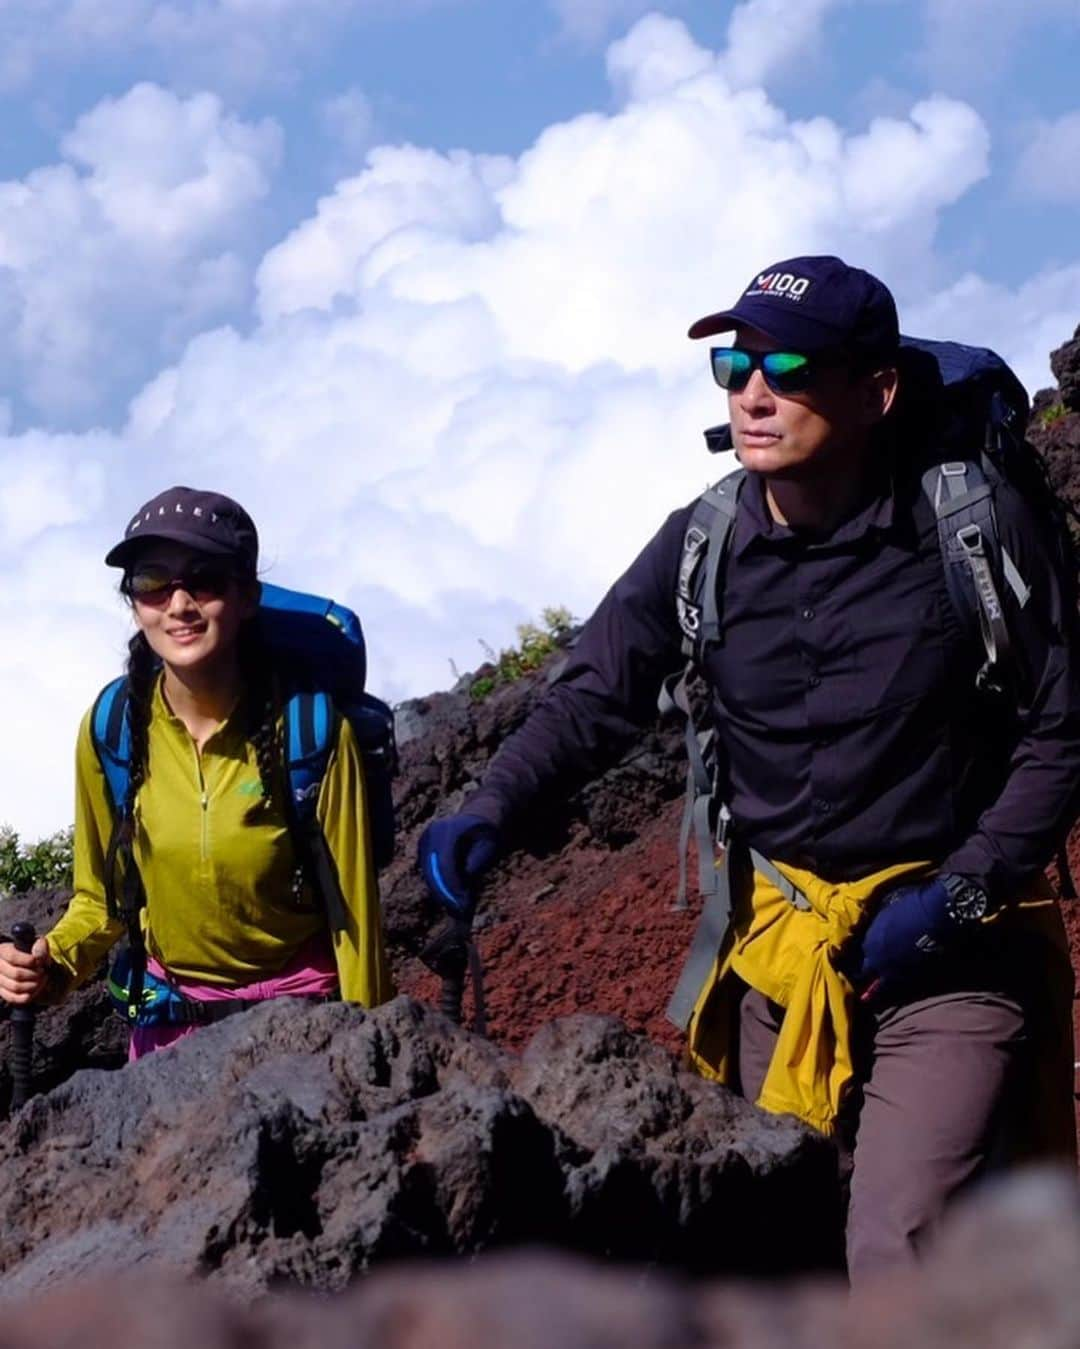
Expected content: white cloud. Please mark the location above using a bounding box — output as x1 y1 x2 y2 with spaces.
0 13 1072 838
0 84 280 423
1015 112 1080 205
549 0 662 46
321 88 379 168
920 0 1079 91
720 0 844 91
0 0 448 96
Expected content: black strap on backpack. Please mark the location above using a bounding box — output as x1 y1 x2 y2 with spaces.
93 678 152 1023
280 688 350 935
660 468 744 913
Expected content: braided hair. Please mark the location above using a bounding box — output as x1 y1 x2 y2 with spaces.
238 615 280 820
103 629 157 925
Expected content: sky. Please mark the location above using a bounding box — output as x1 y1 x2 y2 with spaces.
2 0 1080 839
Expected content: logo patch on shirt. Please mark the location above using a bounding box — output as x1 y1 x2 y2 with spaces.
744 272 813 303
237 780 264 797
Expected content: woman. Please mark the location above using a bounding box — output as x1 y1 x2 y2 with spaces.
0 486 392 1055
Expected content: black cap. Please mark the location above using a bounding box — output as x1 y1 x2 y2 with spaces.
688 255 899 359
105 486 259 572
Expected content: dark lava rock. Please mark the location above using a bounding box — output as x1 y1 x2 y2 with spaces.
1029 326 1080 528
0 888 126 1116
1051 324 1080 412
0 1170 1078 1347
0 997 838 1296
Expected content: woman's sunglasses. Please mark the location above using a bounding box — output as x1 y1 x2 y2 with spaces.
122 560 238 606
710 347 816 396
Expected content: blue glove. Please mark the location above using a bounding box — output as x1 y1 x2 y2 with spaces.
845 877 956 1001
417 813 500 917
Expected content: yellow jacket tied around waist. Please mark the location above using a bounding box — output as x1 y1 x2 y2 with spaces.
685 855 1073 1147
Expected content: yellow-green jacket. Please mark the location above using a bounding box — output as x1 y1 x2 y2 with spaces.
47 676 393 1007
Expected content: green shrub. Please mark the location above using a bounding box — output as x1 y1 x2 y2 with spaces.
471 606 576 701
1038 401 1068 428
0 825 75 896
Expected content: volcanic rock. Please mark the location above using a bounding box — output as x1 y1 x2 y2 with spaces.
0 1169 1077 1347
1051 324 1080 412
0 996 839 1297
0 888 127 1115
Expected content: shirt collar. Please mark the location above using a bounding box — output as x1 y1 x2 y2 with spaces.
152 671 245 745
732 460 897 557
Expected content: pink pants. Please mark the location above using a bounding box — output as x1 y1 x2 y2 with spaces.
128 939 339 1060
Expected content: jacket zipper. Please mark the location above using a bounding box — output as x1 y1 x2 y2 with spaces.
193 745 209 863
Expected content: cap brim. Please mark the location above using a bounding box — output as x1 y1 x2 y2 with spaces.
688 299 855 350
687 309 742 341
688 307 796 345
104 527 240 569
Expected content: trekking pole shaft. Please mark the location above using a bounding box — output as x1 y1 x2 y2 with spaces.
9 922 37 1112
440 962 466 1025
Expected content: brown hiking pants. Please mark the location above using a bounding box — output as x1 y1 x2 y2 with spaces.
736 972 1032 1285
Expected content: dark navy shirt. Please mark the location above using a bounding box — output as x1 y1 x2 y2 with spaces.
468 466 1080 900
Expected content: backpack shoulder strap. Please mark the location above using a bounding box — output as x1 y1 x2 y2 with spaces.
660 468 746 914
282 688 349 933
675 467 746 658
921 459 1027 693
91 676 132 815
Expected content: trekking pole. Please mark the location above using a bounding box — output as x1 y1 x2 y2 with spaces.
441 920 469 1024
9 921 37 1112
419 914 488 1036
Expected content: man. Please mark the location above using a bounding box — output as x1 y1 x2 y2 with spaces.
417 256 1080 1280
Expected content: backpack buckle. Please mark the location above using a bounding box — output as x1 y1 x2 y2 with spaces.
941 462 968 478
956 523 986 557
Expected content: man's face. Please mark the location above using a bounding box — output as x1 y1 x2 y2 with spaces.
726 325 896 478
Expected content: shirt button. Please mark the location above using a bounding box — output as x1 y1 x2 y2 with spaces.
807 673 821 688
801 607 815 621
813 799 832 814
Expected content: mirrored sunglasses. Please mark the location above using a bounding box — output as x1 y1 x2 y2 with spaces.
709 347 816 395
123 560 238 606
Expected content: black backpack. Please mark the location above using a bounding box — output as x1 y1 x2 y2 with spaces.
662 336 1079 917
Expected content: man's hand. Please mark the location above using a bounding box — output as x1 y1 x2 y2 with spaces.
844 877 958 1002
417 814 500 918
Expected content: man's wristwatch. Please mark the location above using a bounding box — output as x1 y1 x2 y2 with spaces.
940 873 991 925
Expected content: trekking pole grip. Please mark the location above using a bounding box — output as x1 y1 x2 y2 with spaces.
9 921 37 1113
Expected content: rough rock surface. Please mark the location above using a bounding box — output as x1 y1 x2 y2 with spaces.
0 996 840 1296
0 1168 1077 1347
1030 326 1080 540
1051 324 1080 411
0 888 127 1115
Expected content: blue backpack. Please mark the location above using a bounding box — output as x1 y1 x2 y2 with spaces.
664 336 1079 930
92 582 397 949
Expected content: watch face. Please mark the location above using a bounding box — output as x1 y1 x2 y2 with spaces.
946 877 989 923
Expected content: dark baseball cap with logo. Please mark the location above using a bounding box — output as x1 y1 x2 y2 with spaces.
688 254 900 360
105 486 259 573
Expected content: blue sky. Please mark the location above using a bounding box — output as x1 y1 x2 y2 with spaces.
2 0 1080 836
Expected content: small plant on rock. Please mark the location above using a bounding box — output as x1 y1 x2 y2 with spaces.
1038 401 1069 428
471 606 576 701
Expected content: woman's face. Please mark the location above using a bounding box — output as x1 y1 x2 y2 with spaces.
126 541 259 677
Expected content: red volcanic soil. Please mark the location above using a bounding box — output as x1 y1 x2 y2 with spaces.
400 808 1080 1135
398 800 696 1057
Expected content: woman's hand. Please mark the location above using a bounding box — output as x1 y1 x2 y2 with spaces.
0 937 52 1005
